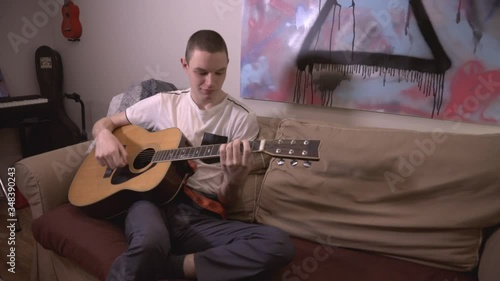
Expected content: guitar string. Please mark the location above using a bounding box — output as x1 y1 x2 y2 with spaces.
129 141 266 162
130 141 309 158
131 144 225 162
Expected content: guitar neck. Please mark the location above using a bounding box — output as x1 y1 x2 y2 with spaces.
151 140 264 162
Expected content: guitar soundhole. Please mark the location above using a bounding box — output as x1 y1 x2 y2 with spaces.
133 148 155 169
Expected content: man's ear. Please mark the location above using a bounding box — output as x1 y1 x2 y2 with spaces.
180 58 188 70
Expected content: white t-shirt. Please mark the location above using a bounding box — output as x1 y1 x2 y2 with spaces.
125 89 259 195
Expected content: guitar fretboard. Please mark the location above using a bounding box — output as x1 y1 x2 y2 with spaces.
151 140 263 162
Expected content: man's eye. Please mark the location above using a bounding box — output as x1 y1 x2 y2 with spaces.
216 72 225 76
197 72 208 76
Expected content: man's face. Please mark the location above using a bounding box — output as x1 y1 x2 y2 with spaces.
182 49 228 108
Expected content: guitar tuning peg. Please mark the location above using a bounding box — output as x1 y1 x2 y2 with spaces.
291 159 298 167
303 161 312 168
277 158 285 166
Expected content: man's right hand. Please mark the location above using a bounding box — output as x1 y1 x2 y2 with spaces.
92 112 131 169
94 129 128 169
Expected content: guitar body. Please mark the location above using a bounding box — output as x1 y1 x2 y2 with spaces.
61 0 82 40
68 125 321 219
69 126 192 219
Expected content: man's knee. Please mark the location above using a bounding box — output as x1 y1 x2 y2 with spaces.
262 226 295 266
126 201 169 253
126 201 165 230
128 200 159 216
131 231 168 254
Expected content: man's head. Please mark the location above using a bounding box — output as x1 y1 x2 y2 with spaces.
181 30 230 109
184 30 228 64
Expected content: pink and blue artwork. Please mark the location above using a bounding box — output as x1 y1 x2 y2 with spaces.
241 0 500 126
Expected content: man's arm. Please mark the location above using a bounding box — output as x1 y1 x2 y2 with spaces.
92 111 131 169
217 139 253 205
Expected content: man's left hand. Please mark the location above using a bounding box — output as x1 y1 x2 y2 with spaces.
218 139 254 204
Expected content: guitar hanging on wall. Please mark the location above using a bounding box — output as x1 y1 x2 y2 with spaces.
61 0 82 41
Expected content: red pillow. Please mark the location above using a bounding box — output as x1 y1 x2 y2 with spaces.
32 203 127 281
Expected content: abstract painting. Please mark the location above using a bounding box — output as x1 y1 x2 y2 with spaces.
241 0 500 126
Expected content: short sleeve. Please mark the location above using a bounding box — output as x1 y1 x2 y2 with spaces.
232 111 259 141
125 95 162 131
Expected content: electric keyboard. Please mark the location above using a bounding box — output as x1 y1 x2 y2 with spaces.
0 95 48 108
1 46 84 157
0 95 51 128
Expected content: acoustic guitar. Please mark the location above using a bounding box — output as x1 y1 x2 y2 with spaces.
68 125 321 219
61 0 82 41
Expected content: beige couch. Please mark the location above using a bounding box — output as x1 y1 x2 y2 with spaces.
16 116 500 281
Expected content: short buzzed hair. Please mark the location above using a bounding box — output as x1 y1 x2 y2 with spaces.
185 30 228 63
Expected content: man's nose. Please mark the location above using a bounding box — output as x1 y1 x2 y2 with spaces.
205 73 215 86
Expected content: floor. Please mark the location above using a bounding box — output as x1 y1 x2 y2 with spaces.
0 200 33 281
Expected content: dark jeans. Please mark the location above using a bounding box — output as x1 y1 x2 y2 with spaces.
106 191 294 281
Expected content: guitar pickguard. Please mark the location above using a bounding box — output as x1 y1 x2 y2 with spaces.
109 163 157 185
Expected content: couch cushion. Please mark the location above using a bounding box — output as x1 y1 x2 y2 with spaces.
33 203 477 281
32 203 127 281
267 238 477 281
256 118 500 272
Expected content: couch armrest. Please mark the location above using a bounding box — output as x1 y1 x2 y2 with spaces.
15 141 91 220
479 225 500 281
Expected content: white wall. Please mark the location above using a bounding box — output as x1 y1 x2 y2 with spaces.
2 0 500 137
0 0 57 96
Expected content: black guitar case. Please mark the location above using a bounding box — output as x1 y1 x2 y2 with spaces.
35 45 82 150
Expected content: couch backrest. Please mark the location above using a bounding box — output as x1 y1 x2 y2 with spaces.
249 118 500 272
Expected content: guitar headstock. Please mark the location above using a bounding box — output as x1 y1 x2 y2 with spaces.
256 139 320 167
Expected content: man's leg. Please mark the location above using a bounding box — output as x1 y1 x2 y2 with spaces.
194 222 294 281
107 200 174 281
166 194 295 281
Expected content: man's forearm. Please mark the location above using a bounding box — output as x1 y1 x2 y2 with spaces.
217 139 254 205
92 117 115 139
217 174 249 206
92 112 129 139
92 117 116 139
218 184 238 206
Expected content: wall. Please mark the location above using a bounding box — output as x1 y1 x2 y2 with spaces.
2 0 500 137
0 1 60 180
0 0 56 95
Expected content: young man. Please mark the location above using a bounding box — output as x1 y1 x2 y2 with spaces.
93 30 294 281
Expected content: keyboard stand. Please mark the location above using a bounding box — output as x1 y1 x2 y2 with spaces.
18 118 52 158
